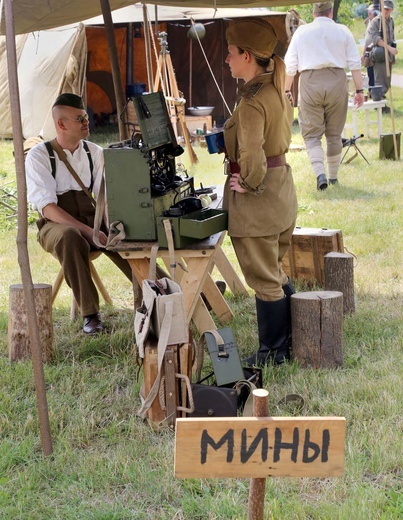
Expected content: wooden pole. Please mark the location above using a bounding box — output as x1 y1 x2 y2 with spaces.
4 0 53 456
143 3 154 93
379 0 398 160
248 388 269 520
99 0 129 141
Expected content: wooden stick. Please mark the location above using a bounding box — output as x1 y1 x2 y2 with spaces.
100 0 129 141
4 0 53 457
248 389 269 520
380 0 399 160
143 4 154 93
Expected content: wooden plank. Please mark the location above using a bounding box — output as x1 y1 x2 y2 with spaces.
192 297 216 334
181 256 214 322
164 348 177 429
203 274 233 323
213 245 248 296
142 340 166 424
175 417 346 479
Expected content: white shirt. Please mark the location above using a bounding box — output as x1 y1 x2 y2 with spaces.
285 17 362 76
26 140 104 215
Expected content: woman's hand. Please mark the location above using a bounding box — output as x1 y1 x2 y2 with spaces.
229 173 247 193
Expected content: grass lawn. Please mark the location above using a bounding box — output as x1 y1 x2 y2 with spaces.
0 82 402 519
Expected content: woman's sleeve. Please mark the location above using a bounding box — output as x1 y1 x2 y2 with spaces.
236 102 269 194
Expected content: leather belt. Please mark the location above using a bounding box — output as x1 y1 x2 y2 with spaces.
229 154 286 174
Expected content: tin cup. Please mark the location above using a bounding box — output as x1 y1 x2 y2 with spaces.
205 131 225 154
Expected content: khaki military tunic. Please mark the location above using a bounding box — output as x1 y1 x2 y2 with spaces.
223 73 297 238
222 73 298 301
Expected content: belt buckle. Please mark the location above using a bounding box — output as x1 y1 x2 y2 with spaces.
224 157 231 176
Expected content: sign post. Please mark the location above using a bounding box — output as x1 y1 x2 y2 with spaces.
175 390 346 519
248 389 269 520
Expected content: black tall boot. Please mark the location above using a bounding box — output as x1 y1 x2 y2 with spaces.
282 278 295 354
244 296 291 366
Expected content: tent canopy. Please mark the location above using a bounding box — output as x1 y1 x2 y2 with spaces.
84 5 278 25
1 1 312 35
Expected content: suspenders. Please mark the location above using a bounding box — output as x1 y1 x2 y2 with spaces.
44 140 94 190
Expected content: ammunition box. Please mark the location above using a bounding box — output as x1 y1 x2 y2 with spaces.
283 227 344 285
157 208 228 248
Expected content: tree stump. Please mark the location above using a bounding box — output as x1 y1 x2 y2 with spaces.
324 252 355 315
291 291 343 368
8 284 53 362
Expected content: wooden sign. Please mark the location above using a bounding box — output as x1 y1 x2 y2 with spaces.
175 417 345 479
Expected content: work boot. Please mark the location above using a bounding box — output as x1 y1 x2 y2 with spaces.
83 313 103 334
317 174 328 191
244 296 291 367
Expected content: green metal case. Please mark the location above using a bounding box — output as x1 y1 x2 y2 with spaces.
156 208 228 248
104 147 188 241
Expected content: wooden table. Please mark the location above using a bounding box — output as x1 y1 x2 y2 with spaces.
343 100 386 138
111 231 248 334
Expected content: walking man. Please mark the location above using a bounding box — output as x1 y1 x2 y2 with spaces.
284 1 364 190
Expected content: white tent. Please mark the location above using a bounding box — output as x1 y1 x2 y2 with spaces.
0 23 86 139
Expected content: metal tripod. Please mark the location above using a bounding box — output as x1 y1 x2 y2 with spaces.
341 134 370 165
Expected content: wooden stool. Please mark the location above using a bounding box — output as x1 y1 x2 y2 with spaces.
51 251 113 320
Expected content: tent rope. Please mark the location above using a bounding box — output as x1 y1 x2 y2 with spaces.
189 17 232 116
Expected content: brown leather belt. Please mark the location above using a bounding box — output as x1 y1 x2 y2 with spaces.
229 154 286 173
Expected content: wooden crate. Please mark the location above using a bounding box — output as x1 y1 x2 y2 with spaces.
283 227 344 285
141 338 193 428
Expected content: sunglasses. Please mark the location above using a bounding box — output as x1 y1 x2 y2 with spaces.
63 113 89 124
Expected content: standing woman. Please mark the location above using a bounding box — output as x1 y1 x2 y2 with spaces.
223 18 298 365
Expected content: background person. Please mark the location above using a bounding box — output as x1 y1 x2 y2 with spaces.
223 18 298 366
364 0 397 105
26 93 134 335
284 1 364 190
362 4 380 92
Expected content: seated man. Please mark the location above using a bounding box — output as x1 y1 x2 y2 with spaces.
26 93 134 334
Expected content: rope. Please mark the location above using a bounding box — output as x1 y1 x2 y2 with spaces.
159 373 195 414
189 18 232 116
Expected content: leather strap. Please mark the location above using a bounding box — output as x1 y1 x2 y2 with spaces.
229 154 286 174
50 138 96 208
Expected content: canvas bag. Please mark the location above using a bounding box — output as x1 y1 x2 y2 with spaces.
134 221 188 419
134 221 188 359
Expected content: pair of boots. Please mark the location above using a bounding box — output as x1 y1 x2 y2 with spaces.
244 279 295 367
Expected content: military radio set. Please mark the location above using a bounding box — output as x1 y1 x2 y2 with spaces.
103 92 227 247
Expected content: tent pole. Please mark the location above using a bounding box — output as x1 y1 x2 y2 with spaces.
99 0 129 140
4 0 53 457
143 4 154 93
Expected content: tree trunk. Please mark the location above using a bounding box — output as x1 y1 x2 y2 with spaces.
324 252 355 315
8 284 53 362
291 291 343 368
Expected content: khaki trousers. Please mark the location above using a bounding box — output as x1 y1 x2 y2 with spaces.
231 220 295 302
299 68 348 157
38 221 133 317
